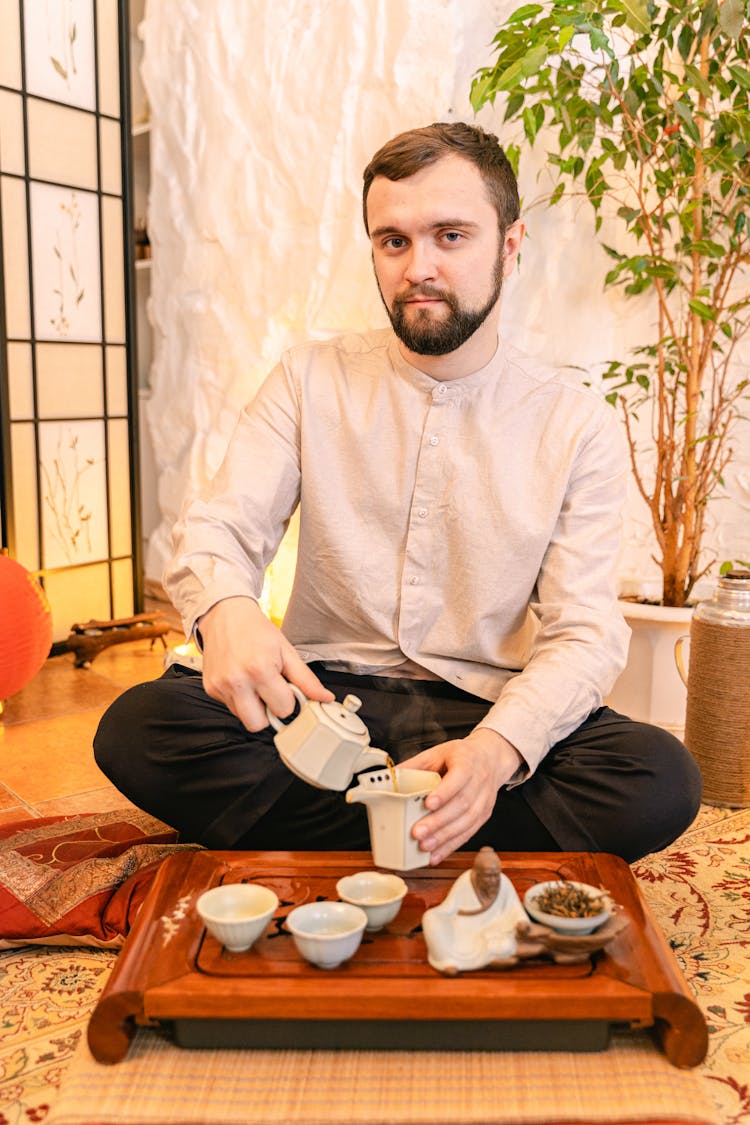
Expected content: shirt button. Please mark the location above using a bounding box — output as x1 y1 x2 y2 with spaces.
409 576 419 585
438 385 447 394
418 508 428 518
429 435 439 446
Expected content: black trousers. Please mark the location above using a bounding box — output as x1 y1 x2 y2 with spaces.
93 663 702 864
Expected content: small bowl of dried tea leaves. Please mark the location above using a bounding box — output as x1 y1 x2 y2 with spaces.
523 880 612 934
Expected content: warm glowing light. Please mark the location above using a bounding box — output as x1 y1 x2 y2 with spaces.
163 638 203 672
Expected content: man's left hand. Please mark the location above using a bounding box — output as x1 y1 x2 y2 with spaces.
406 729 524 865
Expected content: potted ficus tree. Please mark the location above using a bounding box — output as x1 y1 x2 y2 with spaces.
470 0 749 730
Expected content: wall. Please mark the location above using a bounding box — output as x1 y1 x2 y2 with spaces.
138 0 750 615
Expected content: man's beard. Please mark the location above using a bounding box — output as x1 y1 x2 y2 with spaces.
379 251 504 357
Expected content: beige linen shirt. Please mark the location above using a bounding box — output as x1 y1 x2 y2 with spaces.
164 329 631 778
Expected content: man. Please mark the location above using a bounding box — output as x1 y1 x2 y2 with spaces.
95 122 701 864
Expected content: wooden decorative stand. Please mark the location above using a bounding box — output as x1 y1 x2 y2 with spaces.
51 613 171 667
88 850 707 1068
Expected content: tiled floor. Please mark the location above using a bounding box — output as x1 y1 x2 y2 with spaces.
0 624 183 827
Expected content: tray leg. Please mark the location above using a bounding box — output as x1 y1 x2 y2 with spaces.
87 990 143 1064
652 991 708 1068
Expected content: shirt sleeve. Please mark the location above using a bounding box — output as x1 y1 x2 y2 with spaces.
162 356 302 637
474 405 631 778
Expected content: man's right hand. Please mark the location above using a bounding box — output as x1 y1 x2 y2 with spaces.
197 596 334 732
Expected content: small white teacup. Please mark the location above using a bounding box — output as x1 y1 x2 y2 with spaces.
336 871 408 931
196 883 278 953
286 901 367 969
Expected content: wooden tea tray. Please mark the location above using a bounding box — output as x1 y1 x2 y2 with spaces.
88 850 707 1067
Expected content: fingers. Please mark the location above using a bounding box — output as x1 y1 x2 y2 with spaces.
282 643 335 703
254 641 336 730
411 741 497 864
198 598 335 733
217 648 333 733
226 679 278 733
415 789 490 865
402 747 442 774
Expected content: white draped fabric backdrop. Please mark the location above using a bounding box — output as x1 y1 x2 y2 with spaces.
138 0 750 620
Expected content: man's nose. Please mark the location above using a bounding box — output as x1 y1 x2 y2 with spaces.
403 242 437 284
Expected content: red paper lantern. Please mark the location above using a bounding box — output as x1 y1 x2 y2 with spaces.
0 556 53 702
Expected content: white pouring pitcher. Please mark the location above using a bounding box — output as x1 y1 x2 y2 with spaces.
346 766 441 870
266 686 389 791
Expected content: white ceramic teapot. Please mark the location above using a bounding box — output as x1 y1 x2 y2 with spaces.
266 686 390 791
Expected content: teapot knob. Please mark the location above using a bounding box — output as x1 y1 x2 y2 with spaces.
342 694 362 714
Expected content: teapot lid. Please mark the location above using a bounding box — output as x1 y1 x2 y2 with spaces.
318 694 368 736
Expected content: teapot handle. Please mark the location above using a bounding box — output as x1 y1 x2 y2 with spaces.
266 683 308 731
674 634 690 687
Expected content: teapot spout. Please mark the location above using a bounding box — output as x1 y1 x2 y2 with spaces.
352 746 390 773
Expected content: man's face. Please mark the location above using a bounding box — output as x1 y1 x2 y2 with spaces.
366 155 521 360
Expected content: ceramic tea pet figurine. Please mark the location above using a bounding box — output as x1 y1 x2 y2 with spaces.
422 849 629 974
422 848 528 973
266 687 389 790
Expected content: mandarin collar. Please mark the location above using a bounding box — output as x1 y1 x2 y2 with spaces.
387 333 506 396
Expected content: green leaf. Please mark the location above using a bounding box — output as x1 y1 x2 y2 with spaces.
549 181 565 205
470 74 494 112
674 100 700 143
504 91 524 121
697 0 719 46
559 25 575 50
521 43 549 77
728 65 750 91
490 56 528 93
677 24 694 61
690 239 726 258
505 143 521 177
688 298 717 321
507 3 544 23
615 0 650 35
589 27 611 53
523 105 539 142
718 0 745 39
646 264 676 279
683 63 712 98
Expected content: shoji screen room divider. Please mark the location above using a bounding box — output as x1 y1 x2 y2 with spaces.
0 0 142 639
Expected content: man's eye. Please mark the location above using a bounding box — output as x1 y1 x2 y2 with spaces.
443 231 462 243
384 237 406 249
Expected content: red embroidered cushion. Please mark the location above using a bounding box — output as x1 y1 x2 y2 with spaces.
0 810 196 949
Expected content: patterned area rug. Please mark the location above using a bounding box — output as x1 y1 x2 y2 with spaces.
1 803 748 1125
632 803 750 1124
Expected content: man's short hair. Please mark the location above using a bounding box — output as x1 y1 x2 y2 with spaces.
362 122 520 235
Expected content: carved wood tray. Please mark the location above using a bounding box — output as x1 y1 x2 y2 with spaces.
88 850 707 1067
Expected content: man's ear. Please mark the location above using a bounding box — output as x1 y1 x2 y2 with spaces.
503 219 525 278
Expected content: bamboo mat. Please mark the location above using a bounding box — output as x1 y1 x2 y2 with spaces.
46 1027 721 1125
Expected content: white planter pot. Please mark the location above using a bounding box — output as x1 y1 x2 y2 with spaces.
606 601 694 739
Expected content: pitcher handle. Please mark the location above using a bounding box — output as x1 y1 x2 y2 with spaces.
674 634 690 687
266 684 308 731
